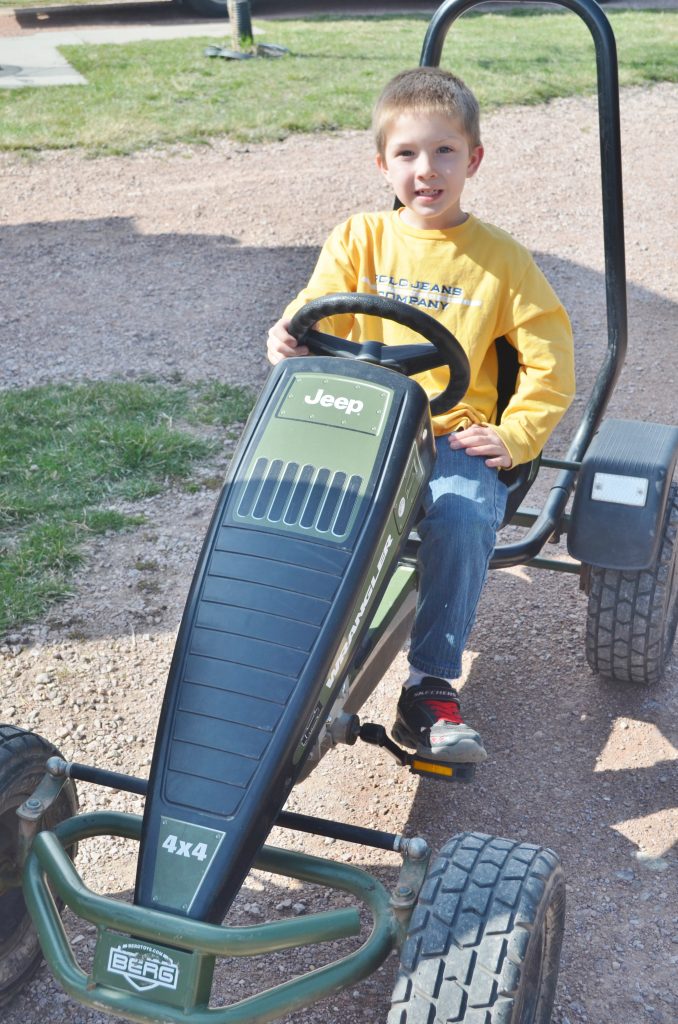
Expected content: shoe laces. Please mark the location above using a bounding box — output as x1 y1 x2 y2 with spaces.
424 697 463 725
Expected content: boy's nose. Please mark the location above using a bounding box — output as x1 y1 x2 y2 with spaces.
415 153 436 178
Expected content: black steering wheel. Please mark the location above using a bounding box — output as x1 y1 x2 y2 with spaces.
288 293 470 416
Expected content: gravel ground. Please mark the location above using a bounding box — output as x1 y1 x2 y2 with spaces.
1 67 677 1024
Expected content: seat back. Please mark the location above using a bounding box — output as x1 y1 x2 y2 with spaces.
495 336 540 526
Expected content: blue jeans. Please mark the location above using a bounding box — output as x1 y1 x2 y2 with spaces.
408 436 508 680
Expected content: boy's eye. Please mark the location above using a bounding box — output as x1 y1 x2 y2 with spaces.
438 146 454 154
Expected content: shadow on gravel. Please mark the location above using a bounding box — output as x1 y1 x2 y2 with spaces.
1 216 316 393
3 213 677 399
402 564 678 863
399 558 677 1019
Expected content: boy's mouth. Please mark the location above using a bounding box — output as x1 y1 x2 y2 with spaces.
415 188 443 199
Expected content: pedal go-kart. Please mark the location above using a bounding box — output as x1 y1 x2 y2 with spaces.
2 1 676 1022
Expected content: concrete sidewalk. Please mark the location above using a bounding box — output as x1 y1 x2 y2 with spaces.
0 17 233 88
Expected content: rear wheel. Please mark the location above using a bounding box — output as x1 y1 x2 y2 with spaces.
0 725 78 1007
585 482 678 686
388 832 565 1024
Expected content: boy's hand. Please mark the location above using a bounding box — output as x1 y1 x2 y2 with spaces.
448 425 512 469
267 317 309 365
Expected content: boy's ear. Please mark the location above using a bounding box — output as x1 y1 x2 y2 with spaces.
467 144 484 178
375 151 392 185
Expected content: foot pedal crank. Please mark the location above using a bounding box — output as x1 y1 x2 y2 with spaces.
358 723 476 783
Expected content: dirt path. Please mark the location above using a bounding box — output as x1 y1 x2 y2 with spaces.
1 80 677 1024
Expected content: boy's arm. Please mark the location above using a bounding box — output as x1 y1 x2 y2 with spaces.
492 265 576 467
267 220 360 366
282 219 360 338
267 317 308 365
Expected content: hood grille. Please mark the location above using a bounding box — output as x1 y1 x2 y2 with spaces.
236 457 362 538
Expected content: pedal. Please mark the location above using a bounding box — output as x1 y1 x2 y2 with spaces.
408 756 475 783
358 723 475 783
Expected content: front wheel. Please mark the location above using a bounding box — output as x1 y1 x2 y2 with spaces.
0 725 78 1007
585 482 678 686
388 832 565 1024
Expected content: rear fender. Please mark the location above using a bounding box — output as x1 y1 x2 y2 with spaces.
567 418 678 570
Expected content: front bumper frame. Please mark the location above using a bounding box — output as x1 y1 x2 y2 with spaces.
23 810 422 1024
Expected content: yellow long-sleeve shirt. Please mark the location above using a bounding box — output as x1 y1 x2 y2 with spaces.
284 210 575 467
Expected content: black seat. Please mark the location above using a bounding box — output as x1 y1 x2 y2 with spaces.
405 335 539 559
495 335 540 527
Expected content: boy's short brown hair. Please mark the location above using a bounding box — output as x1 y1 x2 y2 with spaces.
373 67 481 156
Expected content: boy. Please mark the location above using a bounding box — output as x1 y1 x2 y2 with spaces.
267 67 575 764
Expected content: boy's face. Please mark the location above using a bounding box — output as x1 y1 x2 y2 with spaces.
376 111 483 231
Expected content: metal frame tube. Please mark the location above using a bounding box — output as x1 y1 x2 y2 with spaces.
420 0 627 566
276 810 402 851
51 766 419 855
23 812 400 1024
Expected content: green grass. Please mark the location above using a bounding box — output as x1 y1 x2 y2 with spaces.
0 380 253 631
0 10 676 154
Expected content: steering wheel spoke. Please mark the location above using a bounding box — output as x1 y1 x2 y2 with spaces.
380 343 444 375
299 328 363 359
288 293 470 415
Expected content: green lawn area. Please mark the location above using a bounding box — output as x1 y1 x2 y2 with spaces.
0 9 676 154
0 381 253 631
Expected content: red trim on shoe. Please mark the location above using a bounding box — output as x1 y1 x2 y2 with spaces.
425 700 463 724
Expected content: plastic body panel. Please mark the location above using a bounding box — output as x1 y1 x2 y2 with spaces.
568 418 678 570
134 357 434 922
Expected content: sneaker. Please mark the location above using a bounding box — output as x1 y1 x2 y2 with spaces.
392 677 487 763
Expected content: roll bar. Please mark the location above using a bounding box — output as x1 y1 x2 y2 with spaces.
420 0 627 565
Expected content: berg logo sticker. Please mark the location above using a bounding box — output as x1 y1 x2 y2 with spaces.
107 943 179 993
